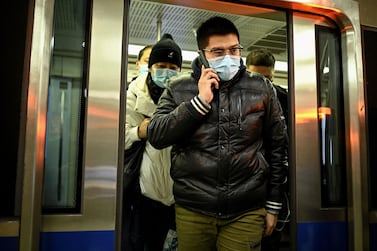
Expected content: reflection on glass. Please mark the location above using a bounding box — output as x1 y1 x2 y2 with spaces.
316 25 346 207
42 0 89 212
363 28 377 210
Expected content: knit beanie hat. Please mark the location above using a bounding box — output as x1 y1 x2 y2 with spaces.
148 33 182 69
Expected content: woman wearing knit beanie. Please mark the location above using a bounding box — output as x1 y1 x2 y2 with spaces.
124 33 182 251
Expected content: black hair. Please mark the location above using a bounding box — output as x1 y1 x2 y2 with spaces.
196 16 240 50
246 48 275 68
137 44 153 60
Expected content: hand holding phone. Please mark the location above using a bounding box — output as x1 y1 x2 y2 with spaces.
199 50 210 68
198 50 219 104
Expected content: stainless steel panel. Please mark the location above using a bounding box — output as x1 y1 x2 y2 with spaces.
340 13 370 251
291 2 369 248
19 0 55 250
42 0 124 231
293 13 346 222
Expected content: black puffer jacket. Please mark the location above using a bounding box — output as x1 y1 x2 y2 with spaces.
148 57 288 219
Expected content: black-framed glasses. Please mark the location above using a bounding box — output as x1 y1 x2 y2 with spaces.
202 45 243 57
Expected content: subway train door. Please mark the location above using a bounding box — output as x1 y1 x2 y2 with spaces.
123 1 365 251
0 0 126 250
291 12 364 251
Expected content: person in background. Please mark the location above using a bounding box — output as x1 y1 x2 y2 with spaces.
246 48 290 251
134 44 153 79
128 45 153 88
147 16 288 251
246 48 288 121
125 33 182 251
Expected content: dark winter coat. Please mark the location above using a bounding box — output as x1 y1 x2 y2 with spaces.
147 57 288 219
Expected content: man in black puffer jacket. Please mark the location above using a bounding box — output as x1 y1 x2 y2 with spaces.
147 16 288 251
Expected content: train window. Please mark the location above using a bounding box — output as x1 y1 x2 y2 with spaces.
362 27 377 210
42 0 90 213
315 26 347 207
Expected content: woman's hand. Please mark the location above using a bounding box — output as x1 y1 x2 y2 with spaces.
138 118 151 139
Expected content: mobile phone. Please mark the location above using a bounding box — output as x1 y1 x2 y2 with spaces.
199 50 217 91
199 50 210 68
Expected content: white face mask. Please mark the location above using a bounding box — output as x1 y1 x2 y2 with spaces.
208 55 241 81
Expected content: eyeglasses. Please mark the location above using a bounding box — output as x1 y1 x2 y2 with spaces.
202 45 243 57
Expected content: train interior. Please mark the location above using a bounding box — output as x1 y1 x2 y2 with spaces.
1 0 377 250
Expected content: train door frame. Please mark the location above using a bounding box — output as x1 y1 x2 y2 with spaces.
13 0 126 250
120 1 368 251
1 1 369 251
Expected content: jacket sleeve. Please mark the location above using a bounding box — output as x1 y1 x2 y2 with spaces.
264 79 289 214
147 84 211 149
125 86 144 150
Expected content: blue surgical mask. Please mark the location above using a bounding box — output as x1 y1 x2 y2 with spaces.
138 64 149 75
208 55 241 81
152 68 179 88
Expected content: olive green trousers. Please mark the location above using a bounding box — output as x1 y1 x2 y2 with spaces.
175 204 266 251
